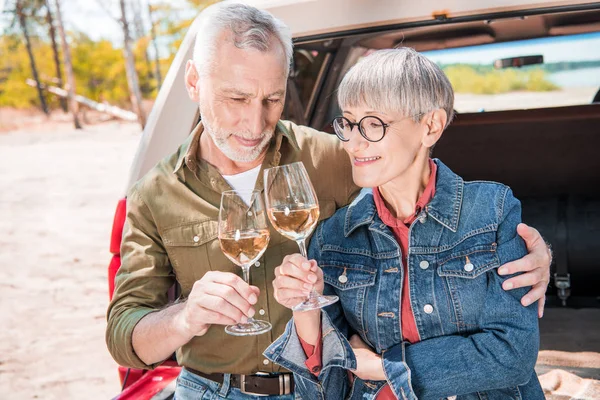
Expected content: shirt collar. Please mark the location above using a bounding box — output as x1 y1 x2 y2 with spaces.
373 159 437 228
345 158 463 235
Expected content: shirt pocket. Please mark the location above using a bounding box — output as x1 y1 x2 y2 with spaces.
161 220 218 294
436 241 500 331
322 260 377 338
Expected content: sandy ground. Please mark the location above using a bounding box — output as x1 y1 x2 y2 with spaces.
0 109 598 399
0 113 140 399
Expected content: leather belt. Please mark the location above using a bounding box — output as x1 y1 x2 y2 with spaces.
184 367 294 396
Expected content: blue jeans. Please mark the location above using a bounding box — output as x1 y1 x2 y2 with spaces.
174 368 297 400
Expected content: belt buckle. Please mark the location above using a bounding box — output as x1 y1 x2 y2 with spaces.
240 374 270 397
239 373 292 396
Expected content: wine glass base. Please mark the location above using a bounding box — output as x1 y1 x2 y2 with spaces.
225 320 272 336
292 295 339 312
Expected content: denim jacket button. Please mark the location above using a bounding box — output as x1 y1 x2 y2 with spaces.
419 260 429 270
464 262 474 272
338 274 348 283
424 304 434 314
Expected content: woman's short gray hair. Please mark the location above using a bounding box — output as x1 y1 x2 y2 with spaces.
338 48 454 127
193 1 293 76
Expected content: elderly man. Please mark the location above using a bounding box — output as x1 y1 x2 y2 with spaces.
106 2 551 399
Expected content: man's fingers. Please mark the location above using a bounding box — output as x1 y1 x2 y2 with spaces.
205 272 258 304
203 283 255 318
538 295 546 318
197 307 239 326
502 267 543 290
521 281 548 308
516 223 543 250
498 255 536 276
199 294 254 323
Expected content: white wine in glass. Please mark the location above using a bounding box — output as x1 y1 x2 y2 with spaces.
218 190 272 336
264 162 339 312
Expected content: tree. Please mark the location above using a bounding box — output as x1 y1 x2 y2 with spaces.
54 0 82 129
147 2 162 89
120 0 147 129
44 0 67 112
15 0 49 115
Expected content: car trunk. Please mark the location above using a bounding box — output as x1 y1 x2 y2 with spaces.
434 103 600 307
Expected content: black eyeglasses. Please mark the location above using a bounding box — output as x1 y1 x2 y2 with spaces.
331 115 389 143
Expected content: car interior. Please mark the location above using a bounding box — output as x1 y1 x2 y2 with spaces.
283 6 600 308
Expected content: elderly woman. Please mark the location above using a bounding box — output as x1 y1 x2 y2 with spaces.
264 48 544 400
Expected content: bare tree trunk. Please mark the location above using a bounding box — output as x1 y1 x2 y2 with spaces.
120 0 146 129
54 0 82 129
133 0 153 84
148 1 162 89
16 0 49 115
45 0 67 112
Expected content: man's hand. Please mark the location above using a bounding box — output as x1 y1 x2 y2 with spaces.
177 271 260 337
349 334 386 381
273 253 324 309
498 223 551 317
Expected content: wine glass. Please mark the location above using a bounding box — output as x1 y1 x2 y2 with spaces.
218 190 272 336
263 162 339 312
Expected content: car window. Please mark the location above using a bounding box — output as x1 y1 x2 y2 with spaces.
422 32 600 113
282 49 330 125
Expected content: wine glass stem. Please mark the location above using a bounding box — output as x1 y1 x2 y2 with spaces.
241 264 257 323
296 239 319 301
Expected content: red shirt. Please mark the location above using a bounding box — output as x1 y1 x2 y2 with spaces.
300 159 438 399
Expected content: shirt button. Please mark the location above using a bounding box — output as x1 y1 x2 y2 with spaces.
193 236 200 243
464 262 474 272
255 261 261 267
210 178 217 186
419 260 429 270
424 304 434 314
259 309 266 316
263 359 269 365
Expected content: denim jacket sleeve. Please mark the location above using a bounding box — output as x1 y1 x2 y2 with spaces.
264 223 357 400
382 188 540 400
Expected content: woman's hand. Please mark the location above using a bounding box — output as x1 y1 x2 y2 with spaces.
349 334 386 381
273 253 324 309
498 223 552 317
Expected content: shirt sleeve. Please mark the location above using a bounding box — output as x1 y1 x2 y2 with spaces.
105 187 175 370
298 325 323 376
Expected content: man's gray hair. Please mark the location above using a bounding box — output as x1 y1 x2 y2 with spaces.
338 48 454 127
193 1 293 76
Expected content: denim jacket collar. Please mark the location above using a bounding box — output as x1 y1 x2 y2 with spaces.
345 159 464 236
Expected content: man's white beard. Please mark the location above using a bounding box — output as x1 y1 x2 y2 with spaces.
203 117 274 163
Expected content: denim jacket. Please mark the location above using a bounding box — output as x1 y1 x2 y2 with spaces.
264 159 543 400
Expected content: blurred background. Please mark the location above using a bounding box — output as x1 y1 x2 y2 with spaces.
0 1 215 399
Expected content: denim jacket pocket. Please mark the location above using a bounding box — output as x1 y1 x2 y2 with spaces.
322 261 376 337
436 243 500 331
437 243 499 279
322 261 377 290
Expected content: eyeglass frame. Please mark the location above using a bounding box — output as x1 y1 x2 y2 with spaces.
331 113 425 143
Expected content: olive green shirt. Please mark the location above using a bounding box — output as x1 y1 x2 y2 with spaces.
106 120 358 374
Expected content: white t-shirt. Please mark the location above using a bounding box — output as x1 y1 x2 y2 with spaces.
222 164 262 205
